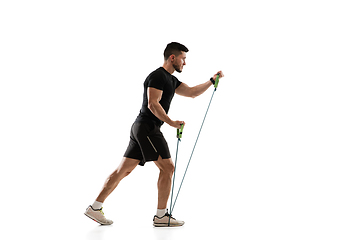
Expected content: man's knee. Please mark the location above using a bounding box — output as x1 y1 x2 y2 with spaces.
165 162 175 174
156 158 175 175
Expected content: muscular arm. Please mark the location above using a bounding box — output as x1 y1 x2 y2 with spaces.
147 87 183 128
175 71 224 98
175 81 213 98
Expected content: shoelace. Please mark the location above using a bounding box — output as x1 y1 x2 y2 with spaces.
153 212 176 221
99 208 105 215
165 212 176 220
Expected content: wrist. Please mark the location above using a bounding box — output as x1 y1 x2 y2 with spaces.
210 77 215 85
165 119 175 127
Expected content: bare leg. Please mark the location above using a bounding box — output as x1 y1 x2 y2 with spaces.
154 156 175 209
96 157 140 203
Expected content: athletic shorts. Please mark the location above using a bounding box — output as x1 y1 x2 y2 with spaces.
123 121 171 166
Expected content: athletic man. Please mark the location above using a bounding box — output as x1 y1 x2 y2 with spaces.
84 42 224 227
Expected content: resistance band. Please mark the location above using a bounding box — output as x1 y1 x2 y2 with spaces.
168 123 183 226
168 73 220 225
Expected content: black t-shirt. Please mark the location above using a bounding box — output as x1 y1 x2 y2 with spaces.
135 67 182 126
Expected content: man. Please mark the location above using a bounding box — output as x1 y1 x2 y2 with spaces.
84 42 224 227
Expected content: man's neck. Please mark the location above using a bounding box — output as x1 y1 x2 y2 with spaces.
162 62 175 75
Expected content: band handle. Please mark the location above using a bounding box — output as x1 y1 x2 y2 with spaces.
177 124 184 139
214 73 220 89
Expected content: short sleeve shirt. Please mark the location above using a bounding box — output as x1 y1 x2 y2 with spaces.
136 67 182 126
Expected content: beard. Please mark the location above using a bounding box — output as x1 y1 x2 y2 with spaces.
173 63 182 73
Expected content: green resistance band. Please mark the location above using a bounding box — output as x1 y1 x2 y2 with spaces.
170 74 220 214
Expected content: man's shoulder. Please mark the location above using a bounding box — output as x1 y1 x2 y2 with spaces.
145 67 166 82
149 67 167 77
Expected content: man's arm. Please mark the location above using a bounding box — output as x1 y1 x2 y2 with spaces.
175 71 224 98
175 81 212 98
147 87 184 129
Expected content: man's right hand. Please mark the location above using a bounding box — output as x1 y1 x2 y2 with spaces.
169 120 185 129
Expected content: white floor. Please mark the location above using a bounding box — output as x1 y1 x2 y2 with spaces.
5 171 360 240
7 203 359 240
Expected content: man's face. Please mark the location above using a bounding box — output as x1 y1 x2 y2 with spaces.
172 51 187 73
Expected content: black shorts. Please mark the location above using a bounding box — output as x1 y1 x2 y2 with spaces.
123 121 171 166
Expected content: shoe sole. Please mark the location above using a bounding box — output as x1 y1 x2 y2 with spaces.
153 222 184 227
84 212 112 225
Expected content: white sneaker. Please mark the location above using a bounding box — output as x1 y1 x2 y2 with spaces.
153 210 184 227
84 205 113 225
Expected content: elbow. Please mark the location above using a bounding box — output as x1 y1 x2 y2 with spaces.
189 88 198 98
191 93 200 99
148 101 156 112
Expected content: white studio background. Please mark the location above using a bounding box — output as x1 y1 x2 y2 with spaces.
1 0 359 239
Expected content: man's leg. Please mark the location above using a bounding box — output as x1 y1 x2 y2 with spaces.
96 157 140 203
154 156 175 209
153 156 185 227
85 157 139 225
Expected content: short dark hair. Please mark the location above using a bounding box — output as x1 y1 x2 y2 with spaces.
163 42 189 60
